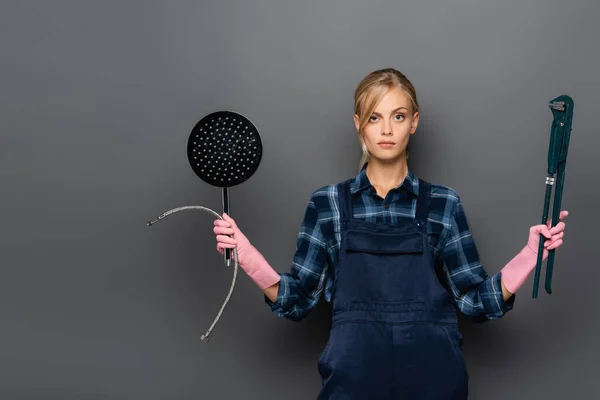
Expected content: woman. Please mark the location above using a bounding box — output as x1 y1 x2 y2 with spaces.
213 68 568 399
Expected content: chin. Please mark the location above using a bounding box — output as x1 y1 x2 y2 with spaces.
372 154 405 164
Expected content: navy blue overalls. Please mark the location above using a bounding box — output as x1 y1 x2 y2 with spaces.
317 179 469 399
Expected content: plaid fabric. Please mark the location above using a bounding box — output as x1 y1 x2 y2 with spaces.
265 163 514 322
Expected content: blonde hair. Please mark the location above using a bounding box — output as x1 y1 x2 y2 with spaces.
354 68 419 170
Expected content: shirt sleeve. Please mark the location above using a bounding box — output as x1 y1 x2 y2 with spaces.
440 195 515 321
264 192 330 321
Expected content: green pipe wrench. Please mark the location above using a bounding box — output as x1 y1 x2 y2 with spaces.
532 95 574 298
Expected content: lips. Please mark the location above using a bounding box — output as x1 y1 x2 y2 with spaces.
377 141 396 149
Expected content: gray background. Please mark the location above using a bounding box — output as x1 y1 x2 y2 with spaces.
1 0 598 399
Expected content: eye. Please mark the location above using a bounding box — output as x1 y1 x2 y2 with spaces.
394 114 405 121
369 115 378 122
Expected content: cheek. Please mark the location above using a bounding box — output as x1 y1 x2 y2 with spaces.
362 126 378 143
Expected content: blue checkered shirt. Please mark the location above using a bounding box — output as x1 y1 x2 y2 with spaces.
265 164 515 322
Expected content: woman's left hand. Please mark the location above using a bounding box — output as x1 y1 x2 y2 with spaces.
500 210 569 296
526 210 568 260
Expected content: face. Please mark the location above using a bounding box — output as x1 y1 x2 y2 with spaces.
354 87 419 163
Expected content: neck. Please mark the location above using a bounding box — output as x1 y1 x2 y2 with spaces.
365 157 409 191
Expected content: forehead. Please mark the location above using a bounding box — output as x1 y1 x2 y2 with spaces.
373 87 411 112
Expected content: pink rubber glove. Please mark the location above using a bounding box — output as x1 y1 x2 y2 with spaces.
500 210 568 294
213 213 281 290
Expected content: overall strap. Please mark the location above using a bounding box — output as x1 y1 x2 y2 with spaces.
415 179 431 225
338 180 353 221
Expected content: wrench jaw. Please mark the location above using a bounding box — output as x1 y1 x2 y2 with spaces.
549 94 574 111
549 100 565 112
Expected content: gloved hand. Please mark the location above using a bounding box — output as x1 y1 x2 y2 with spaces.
500 210 568 294
213 213 281 290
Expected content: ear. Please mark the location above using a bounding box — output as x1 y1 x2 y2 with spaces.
353 114 360 132
410 111 419 135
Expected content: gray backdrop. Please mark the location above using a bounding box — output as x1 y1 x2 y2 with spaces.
1 0 598 399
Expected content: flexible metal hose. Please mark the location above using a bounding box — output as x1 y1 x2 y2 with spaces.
147 205 238 342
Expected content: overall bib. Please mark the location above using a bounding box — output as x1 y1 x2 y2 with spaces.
317 179 469 400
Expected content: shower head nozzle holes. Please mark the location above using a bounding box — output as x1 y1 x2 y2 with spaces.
187 111 263 187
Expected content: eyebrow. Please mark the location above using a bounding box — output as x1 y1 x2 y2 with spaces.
372 107 408 116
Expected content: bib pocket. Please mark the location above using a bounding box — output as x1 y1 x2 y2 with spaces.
345 229 423 254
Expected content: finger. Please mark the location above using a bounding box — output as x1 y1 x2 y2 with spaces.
214 226 234 235
222 213 238 229
544 231 564 247
546 239 563 250
217 242 236 251
550 230 565 241
532 224 552 239
214 219 231 228
216 244 224 254
546 211 569 228
544 231 562 248
216 235 236 245
550 221 566 235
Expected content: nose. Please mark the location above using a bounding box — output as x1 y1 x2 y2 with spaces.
382 118 393 136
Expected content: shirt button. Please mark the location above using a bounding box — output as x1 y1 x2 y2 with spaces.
384 203 389 209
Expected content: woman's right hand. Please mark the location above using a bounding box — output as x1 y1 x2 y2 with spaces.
213 213 253 267
213 213 281 290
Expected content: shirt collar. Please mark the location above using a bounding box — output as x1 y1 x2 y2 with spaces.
350 162 419 196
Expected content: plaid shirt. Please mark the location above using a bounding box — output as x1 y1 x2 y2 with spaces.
265 164 515 322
